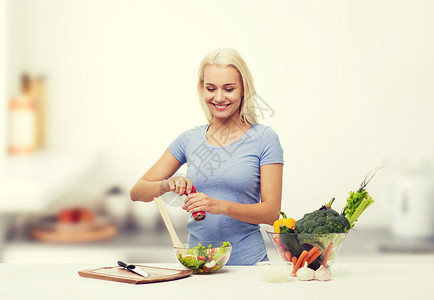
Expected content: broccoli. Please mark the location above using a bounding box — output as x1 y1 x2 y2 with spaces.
293 208 350 261
294 209 350 235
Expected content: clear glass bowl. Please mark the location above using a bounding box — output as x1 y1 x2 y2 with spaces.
256 261 293 282
173 241 232 274
267 230 347 271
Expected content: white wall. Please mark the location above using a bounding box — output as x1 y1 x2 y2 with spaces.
5 0 434 227
0 0 6 167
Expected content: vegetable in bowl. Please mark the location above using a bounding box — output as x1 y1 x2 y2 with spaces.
294 204 351 235
174 241 232 274
270 167 383 275
268 230 347 274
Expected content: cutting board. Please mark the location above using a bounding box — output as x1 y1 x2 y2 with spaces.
78 265 193 284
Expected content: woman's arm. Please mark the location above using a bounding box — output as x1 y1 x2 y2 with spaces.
183 163 283 225
130 149 186 202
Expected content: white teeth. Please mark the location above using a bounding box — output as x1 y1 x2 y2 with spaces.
214 104 229 109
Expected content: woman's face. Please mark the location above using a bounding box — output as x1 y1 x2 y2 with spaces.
203 65 244 122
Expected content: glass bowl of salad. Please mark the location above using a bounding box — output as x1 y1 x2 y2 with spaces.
173 241 232 274
267 230 347 273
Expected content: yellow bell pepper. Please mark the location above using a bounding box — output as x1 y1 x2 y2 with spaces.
273 210 296 233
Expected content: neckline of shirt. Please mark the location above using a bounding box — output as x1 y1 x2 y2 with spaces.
203 123 259 149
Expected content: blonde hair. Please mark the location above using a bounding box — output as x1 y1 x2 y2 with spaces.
197 48 258 125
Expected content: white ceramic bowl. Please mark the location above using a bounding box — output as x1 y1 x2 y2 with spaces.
256 261 293 282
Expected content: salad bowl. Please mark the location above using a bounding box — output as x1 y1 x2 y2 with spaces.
173 241 232 274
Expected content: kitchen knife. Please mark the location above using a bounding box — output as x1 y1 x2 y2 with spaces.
117 261 150 278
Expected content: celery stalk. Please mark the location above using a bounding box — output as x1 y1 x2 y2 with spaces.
343 191 374 228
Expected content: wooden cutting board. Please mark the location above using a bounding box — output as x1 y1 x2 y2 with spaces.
78 265 193 284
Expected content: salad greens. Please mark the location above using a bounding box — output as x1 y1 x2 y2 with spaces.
176 242 231 273
178 255 204 270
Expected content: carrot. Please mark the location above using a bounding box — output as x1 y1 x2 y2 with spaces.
300 246 319 267
273 236 283 248
276 247 287 261
299 247 316 268
322 242 334 267
292 250 308 275
292 256 297 266
280 253 288 261
285 251 292 261
305 246 319 261
306 249 322 265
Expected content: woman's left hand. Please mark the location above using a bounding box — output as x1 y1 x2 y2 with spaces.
182 192 223 215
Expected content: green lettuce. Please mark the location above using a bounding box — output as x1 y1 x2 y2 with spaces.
177 254 204 269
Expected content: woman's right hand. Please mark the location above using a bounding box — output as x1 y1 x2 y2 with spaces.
161 175 193 196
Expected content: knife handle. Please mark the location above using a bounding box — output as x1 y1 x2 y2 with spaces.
185 186 206 222
118 260 128 268
117 261 149 278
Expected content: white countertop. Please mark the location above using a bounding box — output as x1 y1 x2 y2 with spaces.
1 259 433 300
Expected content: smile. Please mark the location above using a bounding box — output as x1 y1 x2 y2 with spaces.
212 103 231 111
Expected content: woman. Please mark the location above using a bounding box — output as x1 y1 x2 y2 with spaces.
130 48 284 265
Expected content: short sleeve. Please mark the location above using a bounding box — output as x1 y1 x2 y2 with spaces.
259 127 284 166
167 130 191 164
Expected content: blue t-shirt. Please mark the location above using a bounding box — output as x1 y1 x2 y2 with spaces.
168 123 284 265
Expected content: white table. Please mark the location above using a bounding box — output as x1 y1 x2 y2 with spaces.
0 259 433 300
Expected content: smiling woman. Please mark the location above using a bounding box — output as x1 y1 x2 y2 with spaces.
204 66 243 119
202 65 248 146
130 48 284 266
197 48 258 126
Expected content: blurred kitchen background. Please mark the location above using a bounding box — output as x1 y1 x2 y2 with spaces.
1 0 434 263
